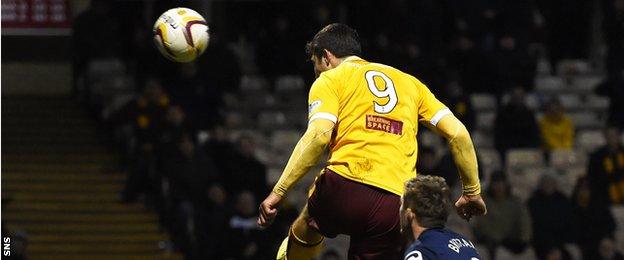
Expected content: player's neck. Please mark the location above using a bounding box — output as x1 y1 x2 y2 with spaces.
411 222 428 240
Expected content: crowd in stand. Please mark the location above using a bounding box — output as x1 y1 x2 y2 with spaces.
72 0 624 259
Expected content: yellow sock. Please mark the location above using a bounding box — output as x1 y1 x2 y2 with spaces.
286 228 324 260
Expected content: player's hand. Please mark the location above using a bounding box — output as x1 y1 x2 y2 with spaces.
455 194 486 221
257 192 282 228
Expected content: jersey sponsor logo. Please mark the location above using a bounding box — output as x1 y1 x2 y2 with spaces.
366 115 403 135
405 250 423 260
447 238 475 253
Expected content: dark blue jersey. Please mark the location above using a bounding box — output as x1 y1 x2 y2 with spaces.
404 228 481 260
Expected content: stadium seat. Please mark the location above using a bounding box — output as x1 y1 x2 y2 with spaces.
556 59 591 76
564 243 583 260
559 168 587 197
576 130 606 152
469 93 497 112
611 205 624 253
240 75 269 92
506 149 545 173
270 130 302 152
275 75 305 93
585 95 610 112
569 112 604 130
475 112 496 131
570 75 603 94
478 148 502 170
501 92 541 111
549 149 588 170
471 130 493 149
558 94 583 111
509 166 550 202
495 245 538 260
258 111 287 130
418 130 444 150
535 76 564 94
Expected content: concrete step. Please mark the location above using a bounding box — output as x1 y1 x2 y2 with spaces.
28 254 182 260
2 172 125 182
4 212 157 223
3 182 122 193
29 233 167 243
4 192 119 203
27 242 163 254
13 222 159 234
6 201 143 213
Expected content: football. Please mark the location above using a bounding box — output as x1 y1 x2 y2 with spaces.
153 7 210 62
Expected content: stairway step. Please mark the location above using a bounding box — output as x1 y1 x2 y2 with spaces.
1 154 116 164
2 172 125 182
3 182 122 192
2 163 108 172
4 212 157 223
4 192 119 202
6 202 143 213
27 242 162 254
29 233 167 243
14 222 159 234
28 254 183 260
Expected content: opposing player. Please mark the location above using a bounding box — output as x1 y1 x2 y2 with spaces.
401 175 482 260
257 23 486 259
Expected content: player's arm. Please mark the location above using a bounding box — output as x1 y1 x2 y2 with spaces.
273 118 335 196
435 115 480 196
258 74 339 227
414 78 485 220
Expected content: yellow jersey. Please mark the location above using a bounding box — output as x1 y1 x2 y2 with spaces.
308 56 450 196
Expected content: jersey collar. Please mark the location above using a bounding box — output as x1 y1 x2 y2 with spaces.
343 55 364 63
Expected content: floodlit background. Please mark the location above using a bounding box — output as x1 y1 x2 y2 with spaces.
2 0 624 259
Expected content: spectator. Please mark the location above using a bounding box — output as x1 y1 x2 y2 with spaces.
119 78 170 203
596 74 624 130
539 97 575 151
543 246 573 260
588 126 624 204
225 134 269 200
528 174 575 260
417 146 463 188
440 81 475 131
488 35 536 95
473 171 532 259
602 0 624 77
571 177 616 259
196 184 230 259
494 86 540 156
225 191 268 259
447 35 493 94
598 237 624 260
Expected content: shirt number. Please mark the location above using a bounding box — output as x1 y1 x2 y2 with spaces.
365 70 398 114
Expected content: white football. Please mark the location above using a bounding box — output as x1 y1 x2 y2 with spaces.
153 7 210 62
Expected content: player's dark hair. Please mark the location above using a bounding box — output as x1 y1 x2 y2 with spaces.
404 175 451 228
305 23 361 59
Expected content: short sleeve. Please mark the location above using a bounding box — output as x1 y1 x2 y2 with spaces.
308 74 339 123
415 80 451 126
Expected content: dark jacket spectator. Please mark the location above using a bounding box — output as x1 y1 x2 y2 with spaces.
587 127 624 204
528 174 575 260
571 177 617 260
473 171 531 258
225 191 269 259
225 135 269 200
494 86 540 156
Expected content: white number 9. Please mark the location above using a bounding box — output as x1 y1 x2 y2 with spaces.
365 70 398 114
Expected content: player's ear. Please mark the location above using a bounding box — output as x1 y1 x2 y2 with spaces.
322 49 331 66
406 208 415 223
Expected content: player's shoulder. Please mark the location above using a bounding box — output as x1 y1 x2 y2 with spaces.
404 240 435 260
406 228 481 259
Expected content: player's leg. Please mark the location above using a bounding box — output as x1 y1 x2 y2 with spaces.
346 186 403 260
277 205 325 260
